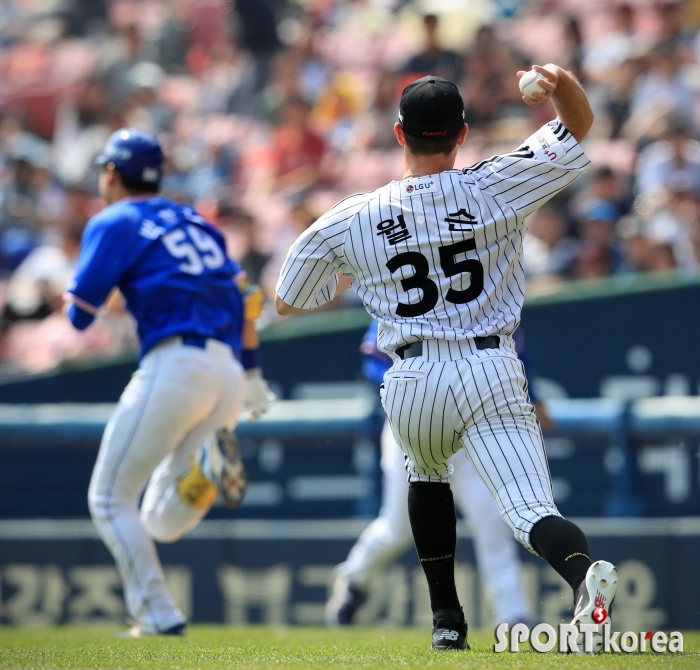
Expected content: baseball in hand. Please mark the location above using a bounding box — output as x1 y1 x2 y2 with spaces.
519 70 546 99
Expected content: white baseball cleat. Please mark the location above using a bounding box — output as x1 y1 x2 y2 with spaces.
202 428 248 508
571 560 618 653
177 429 247 509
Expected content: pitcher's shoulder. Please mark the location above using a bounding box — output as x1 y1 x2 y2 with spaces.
315 187 386 229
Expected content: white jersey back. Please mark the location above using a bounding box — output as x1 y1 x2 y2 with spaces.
277 120 590 357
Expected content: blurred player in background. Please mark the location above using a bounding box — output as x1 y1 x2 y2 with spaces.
64 128 274 637
327 322 548 627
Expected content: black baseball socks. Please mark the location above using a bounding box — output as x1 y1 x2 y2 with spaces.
408 485 592 611
530 515 592 595
407 481 461 614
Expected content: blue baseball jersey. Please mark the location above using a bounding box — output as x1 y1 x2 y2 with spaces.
67 196 244 359
360 320 392 388
361 321 539 403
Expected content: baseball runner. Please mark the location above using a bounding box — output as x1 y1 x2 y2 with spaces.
276 66 618 652
65 128 273 637
326 321 537 627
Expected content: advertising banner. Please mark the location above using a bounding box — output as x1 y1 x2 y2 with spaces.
0 518 696 630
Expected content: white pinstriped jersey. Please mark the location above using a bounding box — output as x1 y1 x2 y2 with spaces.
277 120 590 357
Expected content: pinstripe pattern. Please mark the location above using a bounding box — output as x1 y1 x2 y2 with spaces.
277 120 590 357
380 345 560 554
276 120 588 552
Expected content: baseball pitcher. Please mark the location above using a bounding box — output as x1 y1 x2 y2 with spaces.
275 66 618 652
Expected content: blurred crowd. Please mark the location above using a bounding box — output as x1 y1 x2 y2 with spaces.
0 0 700 373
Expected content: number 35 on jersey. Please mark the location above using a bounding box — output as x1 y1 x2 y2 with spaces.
387 236 484 318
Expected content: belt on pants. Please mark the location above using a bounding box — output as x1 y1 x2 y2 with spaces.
395 336 501 360
179 334 238 360
181 333 211 349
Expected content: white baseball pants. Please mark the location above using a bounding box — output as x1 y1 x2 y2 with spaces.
379 338 560 554
336 421 529 624
88 337 245 633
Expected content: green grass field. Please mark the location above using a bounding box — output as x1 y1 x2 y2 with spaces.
0 627 697 669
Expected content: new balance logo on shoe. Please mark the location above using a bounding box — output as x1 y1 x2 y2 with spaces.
439 630 460 641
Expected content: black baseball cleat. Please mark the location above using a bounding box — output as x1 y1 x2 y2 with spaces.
116 621 186 638
325 578 366 626
431 609 469 650
162 622 186 636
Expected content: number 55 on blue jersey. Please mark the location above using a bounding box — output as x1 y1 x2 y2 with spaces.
66 196 244 360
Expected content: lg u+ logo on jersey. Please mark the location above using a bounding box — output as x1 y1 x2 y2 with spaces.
494 622 684 654
405 181 433 193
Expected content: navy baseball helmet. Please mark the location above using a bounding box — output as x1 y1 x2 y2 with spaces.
95 128 164 185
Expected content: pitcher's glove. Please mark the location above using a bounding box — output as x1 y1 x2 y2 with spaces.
243 368 275 421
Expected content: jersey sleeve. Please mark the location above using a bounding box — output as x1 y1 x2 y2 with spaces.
469 120 591 221
276 224 341 309
66 211 133 318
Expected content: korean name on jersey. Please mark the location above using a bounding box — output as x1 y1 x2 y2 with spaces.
277 120 589 357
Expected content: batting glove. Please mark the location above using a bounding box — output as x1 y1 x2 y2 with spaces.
243 368 275 421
